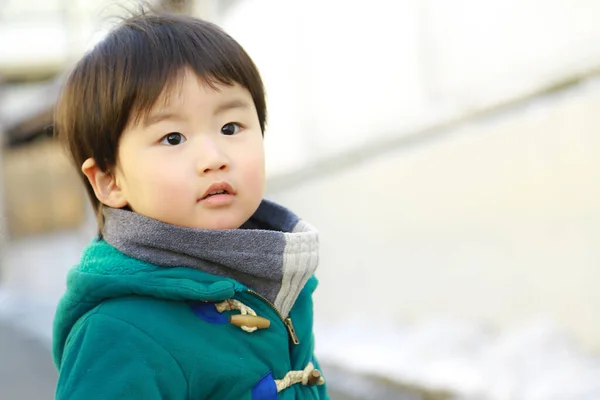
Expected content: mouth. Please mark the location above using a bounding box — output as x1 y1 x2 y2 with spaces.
200 182 236 201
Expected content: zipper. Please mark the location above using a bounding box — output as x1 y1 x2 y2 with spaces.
247 289 300 345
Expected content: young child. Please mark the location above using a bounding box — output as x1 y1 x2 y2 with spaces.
52 12 329 400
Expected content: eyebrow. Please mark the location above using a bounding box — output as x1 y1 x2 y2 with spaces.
214 99 252 115
143 99 252 128
143 112 184 128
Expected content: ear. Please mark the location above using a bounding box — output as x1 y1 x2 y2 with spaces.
81 158 128 209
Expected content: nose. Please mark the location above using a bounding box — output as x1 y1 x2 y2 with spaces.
196 137 229 175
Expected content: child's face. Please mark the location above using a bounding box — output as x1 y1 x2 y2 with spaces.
112 69 265 230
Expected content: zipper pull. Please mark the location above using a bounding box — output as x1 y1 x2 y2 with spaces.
284 317 300 345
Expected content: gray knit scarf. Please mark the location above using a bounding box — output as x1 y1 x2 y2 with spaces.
101 199 319 318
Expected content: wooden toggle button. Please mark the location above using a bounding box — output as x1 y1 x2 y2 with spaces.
229 314 271 329
307 369 322 386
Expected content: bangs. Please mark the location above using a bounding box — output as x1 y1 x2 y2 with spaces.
98 13 266 131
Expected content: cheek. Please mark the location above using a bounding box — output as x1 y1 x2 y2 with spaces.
240 149 265 195
241 136 265 168
123 156 192 198
237 140 264 171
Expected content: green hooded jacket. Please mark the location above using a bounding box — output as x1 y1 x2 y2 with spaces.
53 201 329 399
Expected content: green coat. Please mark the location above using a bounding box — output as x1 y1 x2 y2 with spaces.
53 240 329 399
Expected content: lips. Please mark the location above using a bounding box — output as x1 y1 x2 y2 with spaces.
200 182 236 200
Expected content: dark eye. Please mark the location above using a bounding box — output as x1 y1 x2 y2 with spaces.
221 123 242 136
160 132 187 146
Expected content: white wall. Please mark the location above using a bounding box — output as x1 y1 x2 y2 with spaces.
270 78 600 349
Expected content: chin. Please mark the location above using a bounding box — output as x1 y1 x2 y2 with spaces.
195 217 245 231
203 222 242 230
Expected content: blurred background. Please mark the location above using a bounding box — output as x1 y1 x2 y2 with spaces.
1 0 600 399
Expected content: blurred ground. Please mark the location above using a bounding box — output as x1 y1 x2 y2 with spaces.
0 320 56 400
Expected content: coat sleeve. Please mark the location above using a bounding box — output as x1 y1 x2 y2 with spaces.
56 312 188 400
